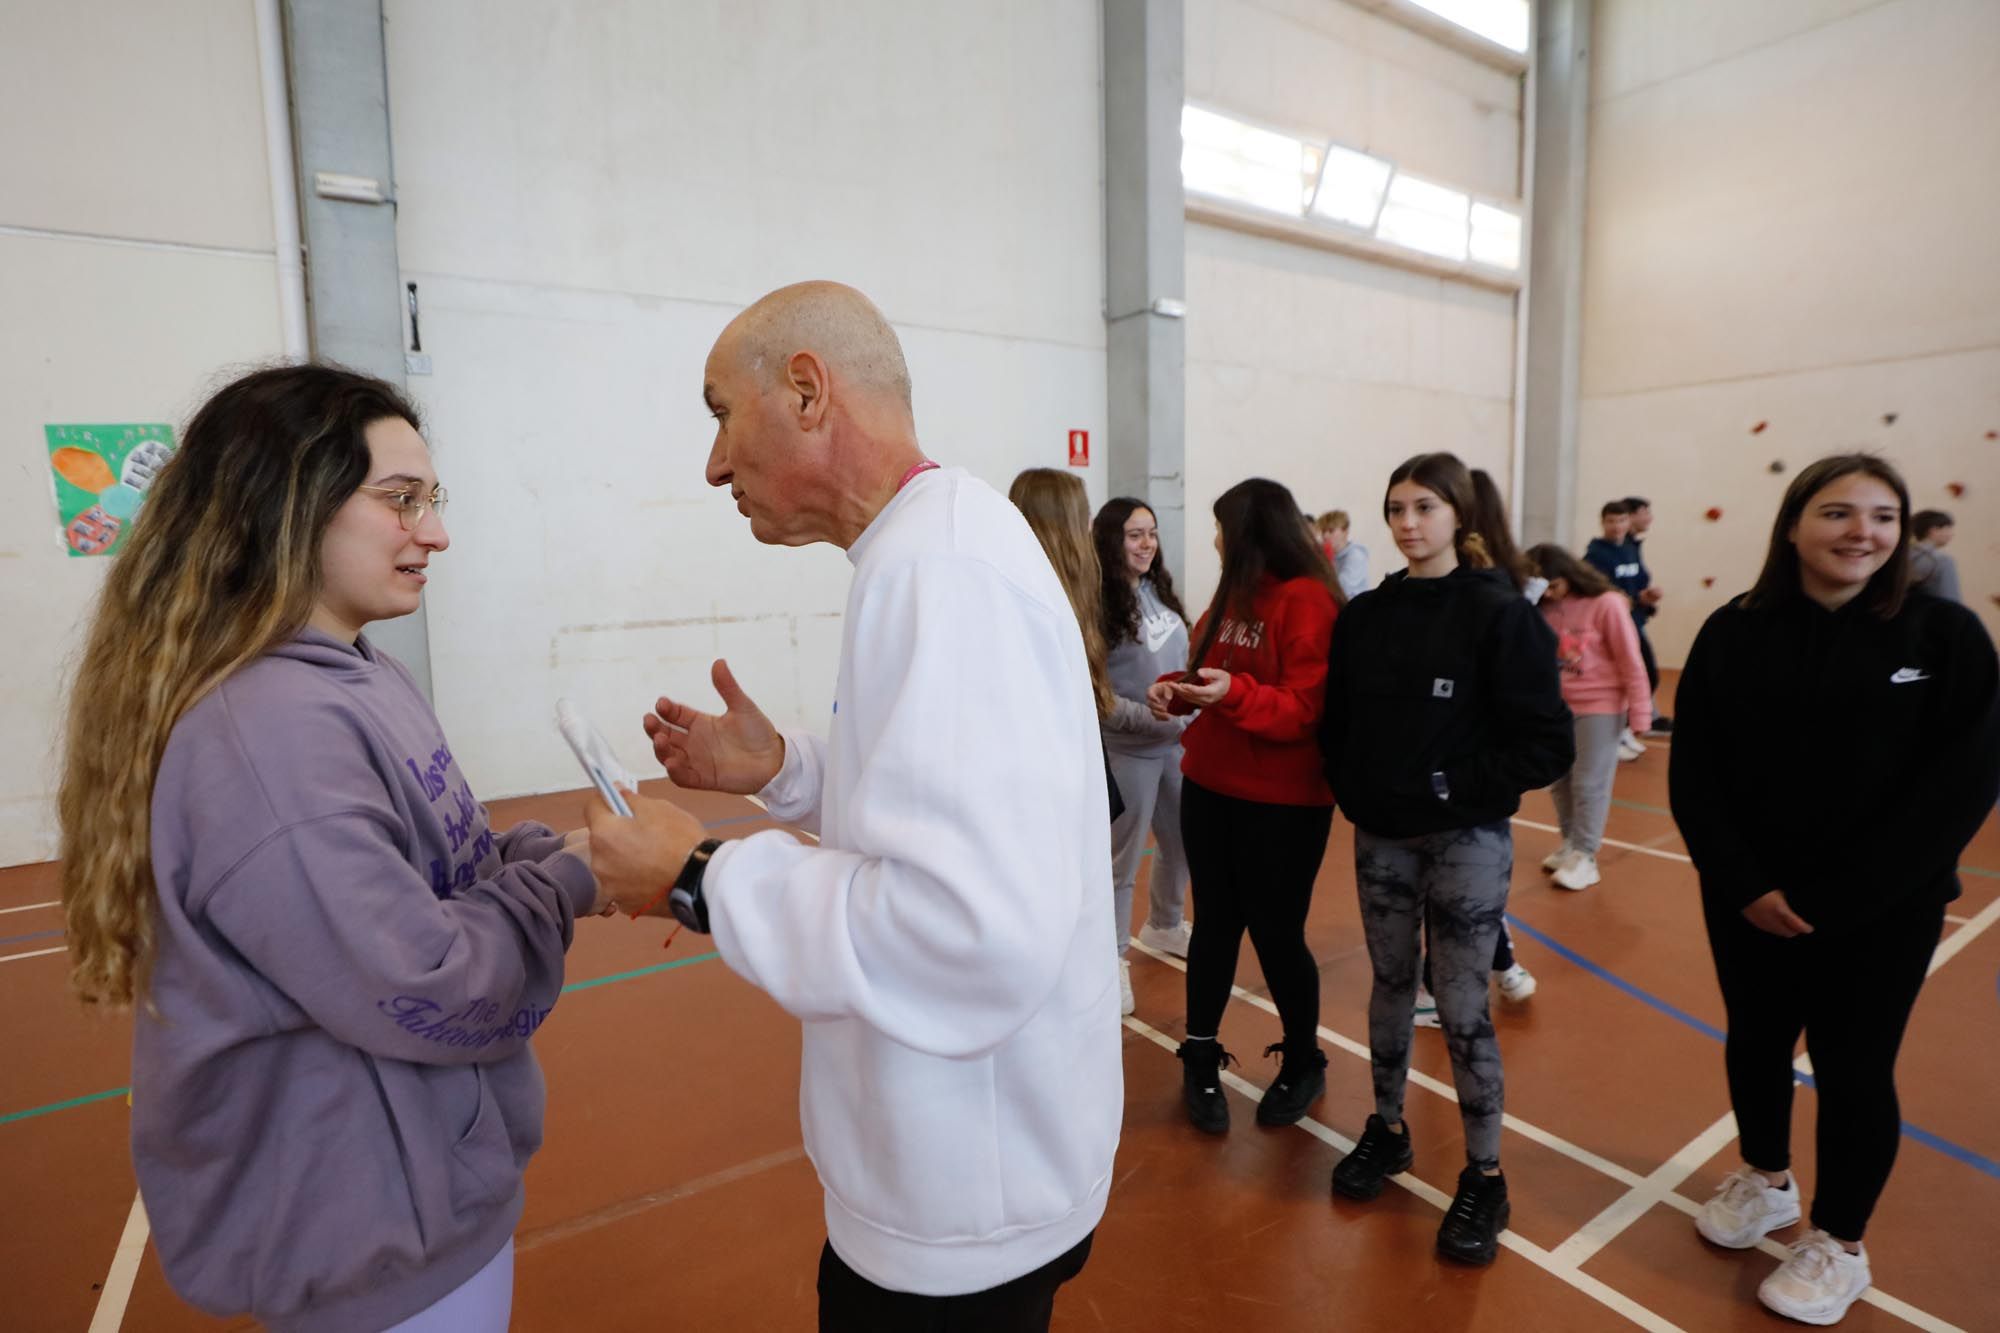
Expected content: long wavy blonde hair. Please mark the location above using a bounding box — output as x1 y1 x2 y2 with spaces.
58 364 420 1008
1007 469 1115 718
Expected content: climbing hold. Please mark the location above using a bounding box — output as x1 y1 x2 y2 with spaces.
1751 421 1769 434
1705 507 1723 521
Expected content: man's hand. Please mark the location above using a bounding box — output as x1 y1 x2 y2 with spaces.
1640 587 1664 607
584 792 708 917
644 659 786 794
1175 668 1232 708
1742 890 1813 938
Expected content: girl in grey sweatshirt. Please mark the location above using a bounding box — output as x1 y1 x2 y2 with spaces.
56 366 599 1333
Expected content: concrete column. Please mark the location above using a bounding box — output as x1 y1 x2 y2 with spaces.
285 0 432 694
1102 0 1188 582
1518 0 1591 548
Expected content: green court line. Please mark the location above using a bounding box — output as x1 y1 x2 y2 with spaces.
1608 796 1674 817
560 951 721 993
1 952 724 1130
0 1085 130 1127
1960 864 2000 881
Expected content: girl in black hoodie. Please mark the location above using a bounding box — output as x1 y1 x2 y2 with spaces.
1319 453 1573 1266
1670 454 1999 1326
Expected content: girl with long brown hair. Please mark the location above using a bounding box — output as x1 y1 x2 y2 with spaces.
1143 477 1341 1135
1319 452 1572 1266
58 363 604 1332
1092 496 1194 994
1671 454 1998 1324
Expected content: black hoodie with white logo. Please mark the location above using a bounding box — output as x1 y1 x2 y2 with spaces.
1669 590 2000 931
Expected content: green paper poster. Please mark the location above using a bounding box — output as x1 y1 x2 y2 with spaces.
45 423 176 557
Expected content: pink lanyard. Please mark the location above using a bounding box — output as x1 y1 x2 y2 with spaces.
896 460 940 492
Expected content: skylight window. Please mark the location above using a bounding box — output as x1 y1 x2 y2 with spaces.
1180 105 1317 216
1374 172 1471 262
1404 0 1530 53
1467 201 1523 270
1308 143 1394 231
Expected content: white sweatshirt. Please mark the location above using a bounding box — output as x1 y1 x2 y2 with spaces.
705 467 1122 1295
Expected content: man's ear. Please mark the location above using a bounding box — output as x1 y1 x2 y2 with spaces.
786 351 831 431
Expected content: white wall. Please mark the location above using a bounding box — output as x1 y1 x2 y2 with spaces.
1578 0 2000 664
1181 0 1523 604
0 1 286 865
381 1 1107 798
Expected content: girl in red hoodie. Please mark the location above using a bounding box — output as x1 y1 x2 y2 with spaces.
1145 478 1342 1134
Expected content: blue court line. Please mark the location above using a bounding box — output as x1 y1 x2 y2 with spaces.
0 928 62 948
1505 913 2000 1182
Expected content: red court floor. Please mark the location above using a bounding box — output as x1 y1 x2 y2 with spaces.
4 686 1997 1331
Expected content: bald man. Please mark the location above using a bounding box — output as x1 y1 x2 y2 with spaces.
588 282 1119 1330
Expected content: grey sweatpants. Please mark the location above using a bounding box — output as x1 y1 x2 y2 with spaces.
1108 746 1190 954
1355 821 1513 1171
1550 711 1624 856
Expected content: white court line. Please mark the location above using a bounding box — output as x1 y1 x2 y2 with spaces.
0 899 59 915
1126 943 1962 1330
1928 892 2000 976
87 1193 148 1333
0 946 66 965
1512 817 1692 864
1122 1014 1687 1333
1944 914 1970 925
1129 940 1645 1186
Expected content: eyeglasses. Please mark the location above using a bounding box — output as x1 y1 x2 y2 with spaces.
357 483 449 531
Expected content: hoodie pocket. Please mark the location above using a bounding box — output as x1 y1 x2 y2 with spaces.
448 1065 514 1213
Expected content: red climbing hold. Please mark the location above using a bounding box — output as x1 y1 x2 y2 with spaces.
1701 577 1716 589
1946 482 1965 498
1751 421 1769 434
1705 507 1724 521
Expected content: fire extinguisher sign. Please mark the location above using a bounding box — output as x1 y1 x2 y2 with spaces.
1067 429 1089 466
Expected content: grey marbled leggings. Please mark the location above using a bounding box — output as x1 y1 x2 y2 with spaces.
1354 820 1512 1171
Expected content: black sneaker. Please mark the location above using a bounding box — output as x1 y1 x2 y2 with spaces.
1331 1114 1413 1200
1646 714 1673 736
1436 1166 1511 1265
1256 1042 1328 1126
1176 1040 1236 1134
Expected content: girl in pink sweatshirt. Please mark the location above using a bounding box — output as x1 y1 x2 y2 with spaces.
1527 545 1653 889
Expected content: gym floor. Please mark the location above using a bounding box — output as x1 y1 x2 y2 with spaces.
4 677 1997 1332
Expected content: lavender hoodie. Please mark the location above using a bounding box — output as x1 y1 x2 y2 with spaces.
135 629 594 1333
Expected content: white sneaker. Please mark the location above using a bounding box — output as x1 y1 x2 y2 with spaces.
1118 958 1135 1016
1137 919 1193 959
1696 1166 1802 1249
1413 986 1440 1029
1496 963 1537 1003
1540 843 1574 873
1617 736 1644 763
1620 727 1646 754
1758 1230 1870 1326
1553 853 1601 891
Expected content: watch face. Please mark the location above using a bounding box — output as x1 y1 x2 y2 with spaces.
669 886 708 933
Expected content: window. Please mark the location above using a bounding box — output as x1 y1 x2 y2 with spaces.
1308 143 1395 231
1374 173 1471 262
1468 202 1522 270
1180 105 1317 216
1404 0 1530 53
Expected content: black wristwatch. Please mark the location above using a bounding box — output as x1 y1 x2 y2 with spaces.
668 838 722 933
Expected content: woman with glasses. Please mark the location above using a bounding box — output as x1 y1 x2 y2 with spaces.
56 364 607 1332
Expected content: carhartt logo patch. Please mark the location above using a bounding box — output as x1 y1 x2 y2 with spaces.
1433 678 1455 699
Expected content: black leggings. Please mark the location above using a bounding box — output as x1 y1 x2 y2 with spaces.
1703 895 1944 1242
1180 778 1333 1050
1636 618 1661 694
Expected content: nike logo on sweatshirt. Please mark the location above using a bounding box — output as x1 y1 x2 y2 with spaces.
1889 667 1930 684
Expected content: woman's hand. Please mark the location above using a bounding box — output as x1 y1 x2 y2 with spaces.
1742 890 1813 938
1175 668 1231 708
1145 680 1179 720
